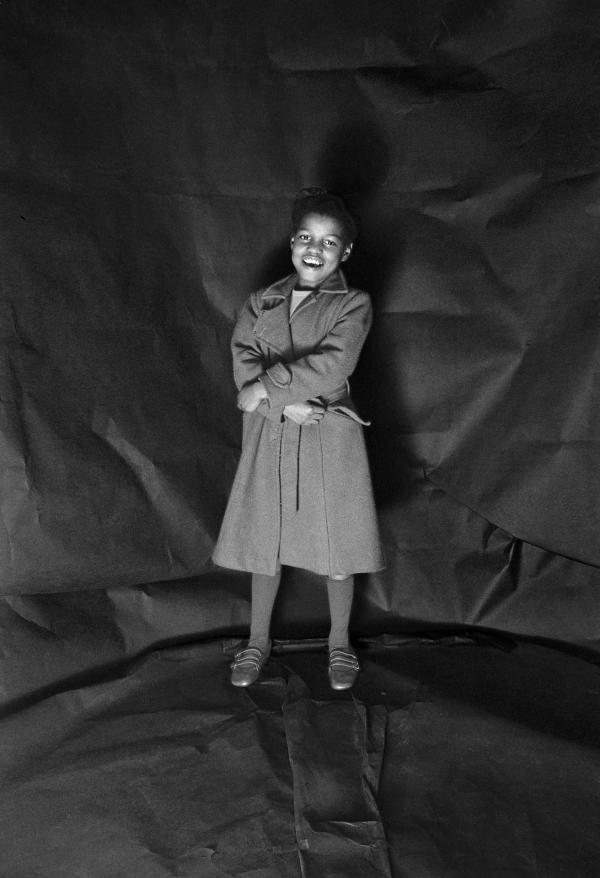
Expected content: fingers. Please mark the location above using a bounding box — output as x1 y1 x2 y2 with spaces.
283 407 326 425
286 415 315 425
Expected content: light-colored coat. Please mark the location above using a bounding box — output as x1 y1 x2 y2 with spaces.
212 270 385 578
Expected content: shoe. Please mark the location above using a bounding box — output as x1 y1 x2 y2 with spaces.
230 645 270 687
328 647 360 690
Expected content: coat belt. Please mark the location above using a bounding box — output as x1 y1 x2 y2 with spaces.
316 381 371 426
291 381 371 512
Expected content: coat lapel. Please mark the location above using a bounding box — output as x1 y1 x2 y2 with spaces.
253 270 349 354
253 274 294 354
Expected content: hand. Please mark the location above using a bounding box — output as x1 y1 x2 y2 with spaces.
283 402 325 426
237 380 268 412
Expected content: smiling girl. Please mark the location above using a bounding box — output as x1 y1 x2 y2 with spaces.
213 188 385 689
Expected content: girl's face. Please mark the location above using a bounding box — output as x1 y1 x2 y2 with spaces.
290 212 352 289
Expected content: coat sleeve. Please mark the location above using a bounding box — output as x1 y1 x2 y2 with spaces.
260 290 373 407
231 291 285 423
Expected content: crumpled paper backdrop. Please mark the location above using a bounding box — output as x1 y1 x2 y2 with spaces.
1 0 599 645
3 5 600 878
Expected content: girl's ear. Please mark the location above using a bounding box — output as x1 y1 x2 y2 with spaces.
290 236 295 250
342 242 353 261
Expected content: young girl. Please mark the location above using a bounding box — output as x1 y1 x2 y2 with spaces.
213 188 385 689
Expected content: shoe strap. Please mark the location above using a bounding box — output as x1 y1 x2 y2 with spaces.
232 647 265 669
329 648 360 670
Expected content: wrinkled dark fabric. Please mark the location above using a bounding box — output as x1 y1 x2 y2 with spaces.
3 2 600 874
2 637 600 878
2 0 599 607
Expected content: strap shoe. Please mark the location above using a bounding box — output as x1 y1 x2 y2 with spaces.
328 647 360 690
230 645 270 687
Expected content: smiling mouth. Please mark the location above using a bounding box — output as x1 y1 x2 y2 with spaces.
302 257 323 268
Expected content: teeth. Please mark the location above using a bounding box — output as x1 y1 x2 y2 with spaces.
304 257 322 267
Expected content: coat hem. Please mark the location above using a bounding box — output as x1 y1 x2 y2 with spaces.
213 555 386 578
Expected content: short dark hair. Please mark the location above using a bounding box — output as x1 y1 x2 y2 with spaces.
291 188 358 243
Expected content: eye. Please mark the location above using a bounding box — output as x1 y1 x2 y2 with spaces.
324 239 338 247
298 233 310 241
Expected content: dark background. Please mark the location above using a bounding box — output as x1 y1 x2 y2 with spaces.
3 0 600 661
2 3 600 876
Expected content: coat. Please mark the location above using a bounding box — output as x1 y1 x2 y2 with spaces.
212 270 385 578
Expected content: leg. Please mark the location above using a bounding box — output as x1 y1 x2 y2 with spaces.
231 567 282 687
326 574 354 651
326 574 360 690
248 567 282 652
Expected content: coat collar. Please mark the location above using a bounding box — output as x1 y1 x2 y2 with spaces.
261 270 349 301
